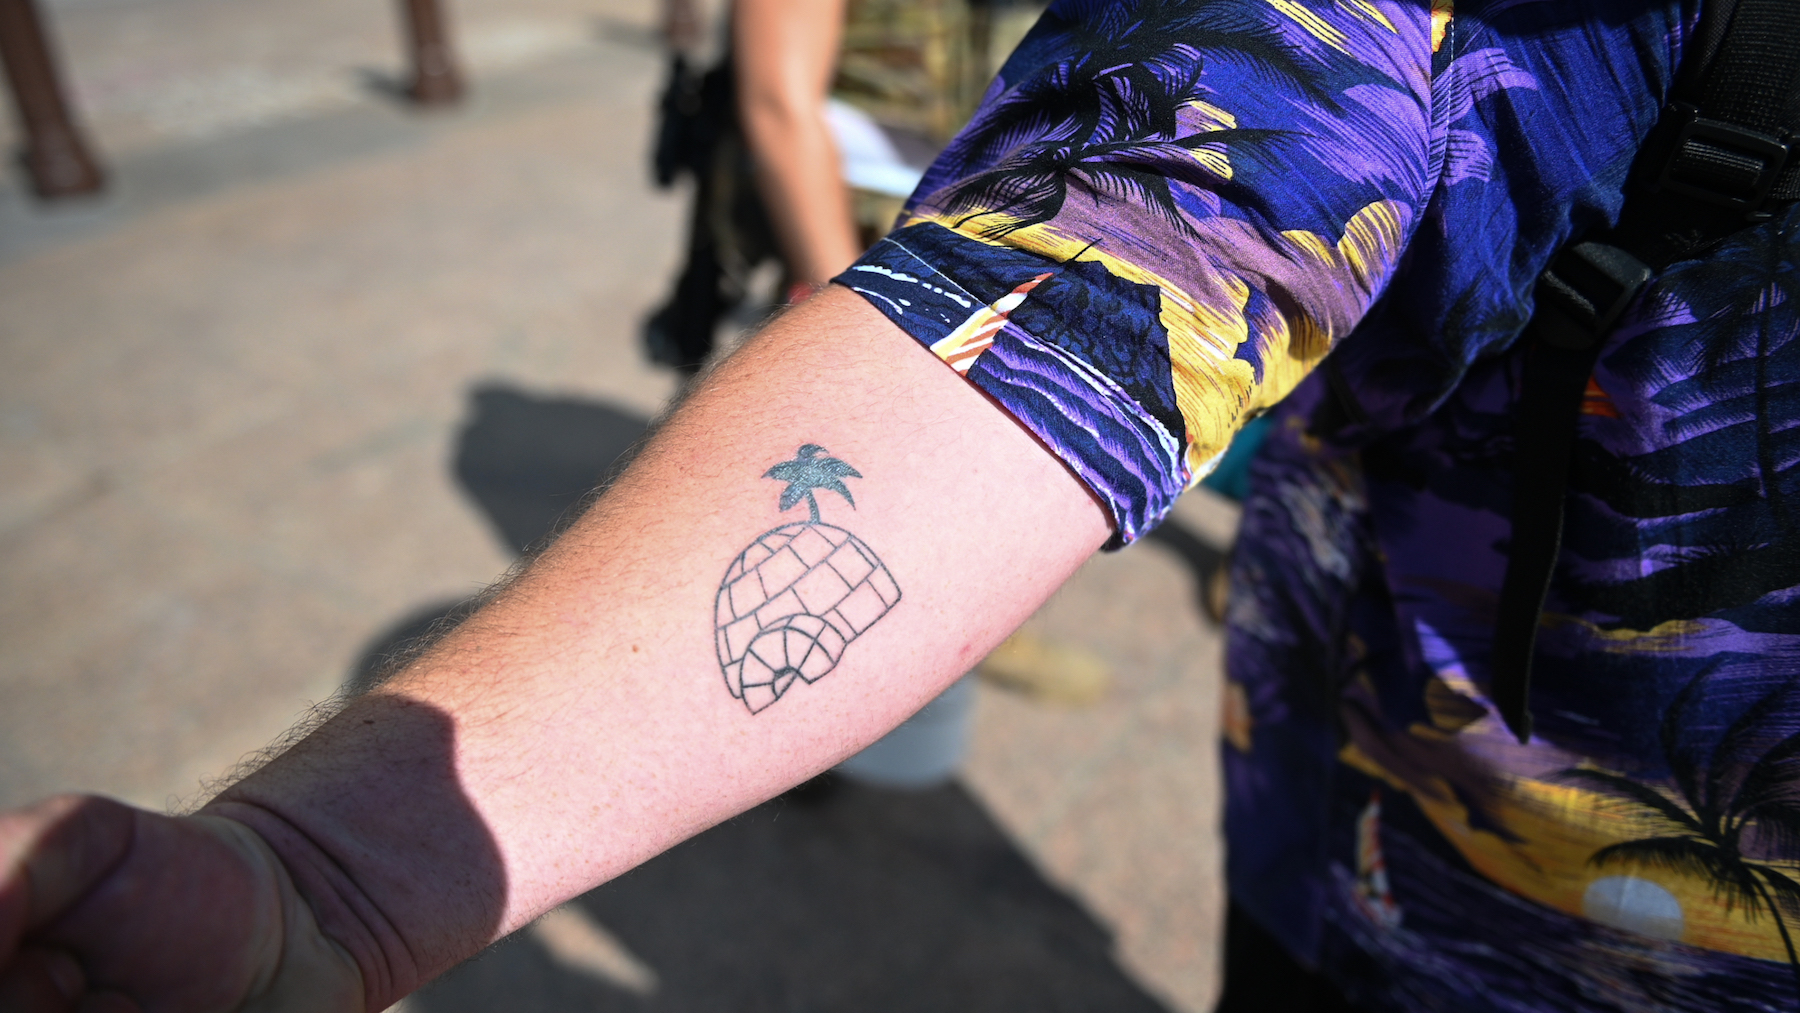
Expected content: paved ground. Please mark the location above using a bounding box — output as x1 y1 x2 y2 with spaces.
0 1 1236 1009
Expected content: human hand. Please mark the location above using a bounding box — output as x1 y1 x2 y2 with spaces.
0 794 363 1012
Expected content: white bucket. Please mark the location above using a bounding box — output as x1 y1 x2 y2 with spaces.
835 674 976 789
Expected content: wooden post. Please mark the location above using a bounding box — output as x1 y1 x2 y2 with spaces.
400 0 464 106
0 0 103 198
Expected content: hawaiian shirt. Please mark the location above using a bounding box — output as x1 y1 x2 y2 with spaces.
837 0 1800 1010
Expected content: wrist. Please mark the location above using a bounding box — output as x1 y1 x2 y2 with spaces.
202 800 404 1008
195 811 368 1010
198 693 511 1005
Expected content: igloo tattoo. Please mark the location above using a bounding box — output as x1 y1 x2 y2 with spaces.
714 445 901 713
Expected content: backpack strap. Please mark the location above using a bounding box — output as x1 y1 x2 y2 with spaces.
1491 0 1800 743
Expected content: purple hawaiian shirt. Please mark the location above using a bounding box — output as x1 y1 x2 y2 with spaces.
839 0 1800 1009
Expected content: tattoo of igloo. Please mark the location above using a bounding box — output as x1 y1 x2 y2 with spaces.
715 445 902 713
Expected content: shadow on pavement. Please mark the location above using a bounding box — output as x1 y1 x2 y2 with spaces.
414 779 1171 1012
452 382 653 555
1141 518 1230 624
345 383 653 692
350 381 1173 1012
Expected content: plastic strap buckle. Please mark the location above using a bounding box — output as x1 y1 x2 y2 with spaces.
1532 242 1653 351
1654 103 1791 213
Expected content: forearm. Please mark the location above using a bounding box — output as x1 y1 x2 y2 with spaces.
734 0 861 285
740 103 862 285
205 289 1109 1004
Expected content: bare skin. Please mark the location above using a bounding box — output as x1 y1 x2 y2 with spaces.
734 0 863 288
0 288 1110 1010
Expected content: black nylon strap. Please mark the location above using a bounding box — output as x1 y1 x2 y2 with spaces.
1492 343 1604 743
1494 243 1652 743
1690 0 1800 128
1658 0 1800 212
1489 0 1800 744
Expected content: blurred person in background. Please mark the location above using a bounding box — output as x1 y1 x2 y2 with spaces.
731 0 870 308
642 0 1033 374
9 2 1800 1012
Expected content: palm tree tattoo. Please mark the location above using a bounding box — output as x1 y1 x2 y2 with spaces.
714 445 901 713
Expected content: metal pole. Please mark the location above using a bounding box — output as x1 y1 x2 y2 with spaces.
400 0 464 106
0 0 103 198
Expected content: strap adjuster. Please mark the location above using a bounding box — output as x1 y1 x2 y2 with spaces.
1654 103 1791 212
1532 242 1652 351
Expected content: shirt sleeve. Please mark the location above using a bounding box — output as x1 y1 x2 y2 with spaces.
833 0 1443 545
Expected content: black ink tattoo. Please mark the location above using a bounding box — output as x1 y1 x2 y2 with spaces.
715 445 902 713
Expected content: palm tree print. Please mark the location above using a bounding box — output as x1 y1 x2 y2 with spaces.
1565 240 1800 629
1561 670 1800 993
929 0 1303 238
714 446 901 713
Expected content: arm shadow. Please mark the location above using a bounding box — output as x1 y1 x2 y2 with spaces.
413 779 1173 1013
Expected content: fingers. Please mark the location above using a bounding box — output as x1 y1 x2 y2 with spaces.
0 944 142 1013
75 992 140 1013
0 797 136 962
0 945 137 1013
0 796 363 1011
0 798 140 1012
0 945 82 1009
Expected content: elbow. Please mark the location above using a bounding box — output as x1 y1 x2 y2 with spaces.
739 91 821 144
